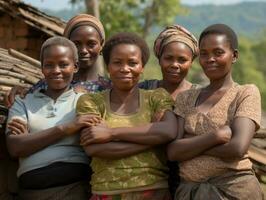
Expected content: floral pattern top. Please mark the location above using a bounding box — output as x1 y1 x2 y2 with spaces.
174 83 261 182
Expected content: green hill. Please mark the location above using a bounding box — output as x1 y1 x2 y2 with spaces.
44 1 266 39
176 2 266 38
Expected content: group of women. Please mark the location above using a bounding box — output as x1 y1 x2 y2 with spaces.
3 13 263 200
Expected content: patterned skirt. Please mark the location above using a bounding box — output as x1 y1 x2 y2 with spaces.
175 170 263 200
90 189 171 200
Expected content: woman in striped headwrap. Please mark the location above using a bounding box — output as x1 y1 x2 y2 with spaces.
139 25 199 100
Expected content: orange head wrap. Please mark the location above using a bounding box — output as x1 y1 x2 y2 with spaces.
63 14 105 46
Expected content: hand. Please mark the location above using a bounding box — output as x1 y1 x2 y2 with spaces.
7 117 28 135
4 86 28 108
214 125 232 144
80 121 112 146
60 115 101 135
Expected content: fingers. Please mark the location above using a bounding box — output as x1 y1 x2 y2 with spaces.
7 120 27 134
3 86 28 108
7 124 22 135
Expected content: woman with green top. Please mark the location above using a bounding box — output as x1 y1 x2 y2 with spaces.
77 32 177 200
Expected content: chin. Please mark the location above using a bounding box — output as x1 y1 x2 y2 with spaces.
79 60 96 69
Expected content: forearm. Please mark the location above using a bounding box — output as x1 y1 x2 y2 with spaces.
205 118 255 159
167 133 222 162
204 140 247 159
83 142 151 159
111 111 177 145
6 126 65 157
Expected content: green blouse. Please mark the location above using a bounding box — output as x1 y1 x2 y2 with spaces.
76 88 173 193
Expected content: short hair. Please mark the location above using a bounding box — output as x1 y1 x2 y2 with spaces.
199 24 238 50
40 36 78 65
102 32 150 66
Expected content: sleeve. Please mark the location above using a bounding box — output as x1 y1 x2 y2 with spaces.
138 79 159 90
6 96 28 134
149 88 174 120
173 91 189 118
76 93 103 117
235 84 261 131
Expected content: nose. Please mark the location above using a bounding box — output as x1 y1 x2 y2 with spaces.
79 44 89 55
207 55 215 63
51 66 61 74
171 61 180 68
120 64 130 73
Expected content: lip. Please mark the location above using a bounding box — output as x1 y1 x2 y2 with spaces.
79 57 91 61
165 71 181 76
117 77 133 80
49 77 64 80
204 65 218 71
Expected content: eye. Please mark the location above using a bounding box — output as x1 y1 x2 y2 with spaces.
178 57 188 64
73 41 81 48
87 41 98 48
59 62 70 68
214 49 225 56
199 51 208 57
129 61 138 67
43 63 53 68
112 60 121 65
163 55 173 61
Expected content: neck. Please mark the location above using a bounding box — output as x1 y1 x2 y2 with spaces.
207 72 234 91
44 86 70 101
73 64 98 82
161 79 192 99
110 85 139 104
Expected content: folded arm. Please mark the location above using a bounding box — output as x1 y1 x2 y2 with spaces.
204 117 255 159
82 141 151 159
167 117 231 162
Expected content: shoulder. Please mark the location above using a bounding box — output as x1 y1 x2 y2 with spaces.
142 88 171 99
236 83 260 94
176 87 199 102
78 90 106 104
139 79 160 90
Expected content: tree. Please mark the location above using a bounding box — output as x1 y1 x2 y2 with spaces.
70 0 183 39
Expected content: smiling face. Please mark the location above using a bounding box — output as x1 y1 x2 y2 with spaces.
199 33 238 81
159 42 193 84
107 44 144 91
42 45 78 92
69 25 102 69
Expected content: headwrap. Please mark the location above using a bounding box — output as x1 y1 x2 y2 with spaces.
154 25 198 59
199 24 238 49
63 14 105 46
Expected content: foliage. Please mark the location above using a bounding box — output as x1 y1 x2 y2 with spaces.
69 0 183 38
175 2 266 39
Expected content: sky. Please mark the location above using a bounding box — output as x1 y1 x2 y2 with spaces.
23 0 266 11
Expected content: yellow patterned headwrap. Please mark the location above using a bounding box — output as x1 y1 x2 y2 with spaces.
154 25 198 59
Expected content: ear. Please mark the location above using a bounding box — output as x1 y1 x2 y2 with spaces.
74 62 79 73
232 49 238 64
140 66 144 73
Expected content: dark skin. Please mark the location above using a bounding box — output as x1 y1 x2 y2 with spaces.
159 41 194 100
4 25 103 107
81 44 177 158
6 45 98 157
70 25 102 82
168 33 256 161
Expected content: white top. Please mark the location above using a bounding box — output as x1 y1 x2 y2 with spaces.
6 89 89 177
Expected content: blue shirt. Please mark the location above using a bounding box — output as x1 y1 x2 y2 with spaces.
7 89 89 177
